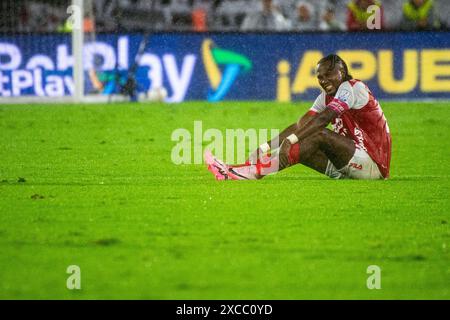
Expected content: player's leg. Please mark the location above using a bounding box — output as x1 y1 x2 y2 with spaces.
218 128 354 180
294 147 329 174
277 130 384 180
205 128 355 180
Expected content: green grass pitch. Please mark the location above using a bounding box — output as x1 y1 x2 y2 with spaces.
0 101 449 299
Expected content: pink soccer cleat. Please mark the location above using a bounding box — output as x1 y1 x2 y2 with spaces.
204 150 253 180
204 150 229 180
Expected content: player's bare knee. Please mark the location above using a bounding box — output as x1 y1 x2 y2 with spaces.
319 128 332 137
307 129 327 143
316 128 333 143
309 128 333 151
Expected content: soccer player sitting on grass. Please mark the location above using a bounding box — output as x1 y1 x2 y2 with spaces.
205 54 391 180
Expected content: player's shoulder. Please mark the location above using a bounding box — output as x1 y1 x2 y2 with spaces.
351 79 371 92
339 79 368 89
335 79 373 109
311 90 328 112
347 79 363 87
338 79 372 96
315 90 326 102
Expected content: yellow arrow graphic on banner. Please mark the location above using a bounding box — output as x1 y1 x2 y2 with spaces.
202 39 222 90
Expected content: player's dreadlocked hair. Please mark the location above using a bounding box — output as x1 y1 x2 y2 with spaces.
318 54 353 81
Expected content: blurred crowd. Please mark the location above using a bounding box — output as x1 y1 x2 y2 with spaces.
1 0 449 33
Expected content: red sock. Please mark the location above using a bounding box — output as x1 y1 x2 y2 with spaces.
288 143 300 165
255 154 275 176
237 145 300 178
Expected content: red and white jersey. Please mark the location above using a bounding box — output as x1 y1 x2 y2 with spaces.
310 79 392 178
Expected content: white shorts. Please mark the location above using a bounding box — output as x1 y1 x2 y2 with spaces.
325 147 383 180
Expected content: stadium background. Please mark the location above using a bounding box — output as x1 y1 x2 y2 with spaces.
1 0 450 102
1 32 450 101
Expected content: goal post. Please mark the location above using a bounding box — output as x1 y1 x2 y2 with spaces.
0 0 91 104
72 0 84 103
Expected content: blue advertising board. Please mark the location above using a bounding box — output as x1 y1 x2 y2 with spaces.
0 32 449 101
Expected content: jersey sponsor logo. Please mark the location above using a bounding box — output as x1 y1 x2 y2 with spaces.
333 117 345 134
333 117 348 136
349 162 363 170
354 127 368 151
